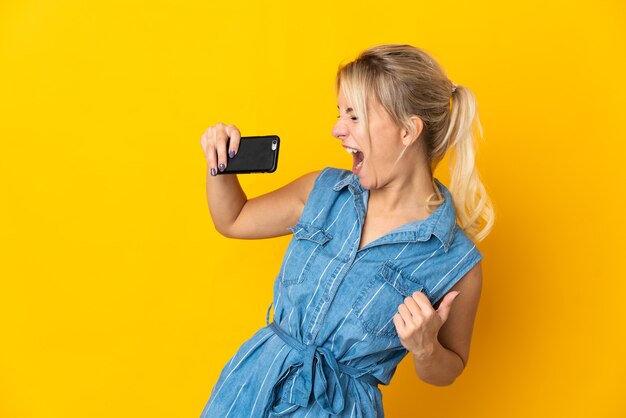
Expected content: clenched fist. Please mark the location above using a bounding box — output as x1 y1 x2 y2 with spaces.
393 290 461 356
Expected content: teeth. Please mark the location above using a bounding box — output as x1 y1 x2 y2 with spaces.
345 147 358 154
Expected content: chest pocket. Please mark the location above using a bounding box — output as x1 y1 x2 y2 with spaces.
352 260 429 339
279 222 333 286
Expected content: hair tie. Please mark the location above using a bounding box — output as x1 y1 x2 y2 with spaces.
451 82 458 94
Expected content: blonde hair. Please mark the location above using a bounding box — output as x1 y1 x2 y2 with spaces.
335 44 494 242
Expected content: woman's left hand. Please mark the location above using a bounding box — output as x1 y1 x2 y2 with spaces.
392 290 460 357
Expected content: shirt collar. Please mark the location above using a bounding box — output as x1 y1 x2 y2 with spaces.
332 171 457 252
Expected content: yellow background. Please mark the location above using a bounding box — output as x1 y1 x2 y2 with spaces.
1 0 625 417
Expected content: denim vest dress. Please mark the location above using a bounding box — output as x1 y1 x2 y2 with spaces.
200 167 483 418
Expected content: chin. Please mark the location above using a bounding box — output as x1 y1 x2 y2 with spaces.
355 174 374 190
353 163 378 190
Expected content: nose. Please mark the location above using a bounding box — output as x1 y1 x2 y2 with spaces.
332 118 348 139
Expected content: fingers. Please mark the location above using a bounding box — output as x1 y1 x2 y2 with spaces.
199 123 242 176
225 125 241 159
402 292 433 317
394 303 417 339
393 292 433 330
215 129 229 173
200 129 216 176
392 312 406 334
206 140 217 176
398 303 413 324
435 291 461 324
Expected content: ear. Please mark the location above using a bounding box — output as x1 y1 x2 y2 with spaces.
401 116 424 147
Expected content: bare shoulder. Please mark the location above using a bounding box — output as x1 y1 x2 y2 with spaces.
435 261 483 368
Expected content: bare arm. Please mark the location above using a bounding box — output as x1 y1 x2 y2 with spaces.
200 123 320 239
206 169 321 239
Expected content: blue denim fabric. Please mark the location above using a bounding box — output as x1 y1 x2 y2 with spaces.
200 167 483 417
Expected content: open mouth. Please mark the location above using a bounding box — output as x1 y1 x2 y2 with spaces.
345 146 365 172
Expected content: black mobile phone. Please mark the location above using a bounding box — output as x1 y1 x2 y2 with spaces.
218 135 280 174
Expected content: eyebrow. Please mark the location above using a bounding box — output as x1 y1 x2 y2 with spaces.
336 105 354 113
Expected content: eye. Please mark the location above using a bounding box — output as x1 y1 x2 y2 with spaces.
336 115 359 121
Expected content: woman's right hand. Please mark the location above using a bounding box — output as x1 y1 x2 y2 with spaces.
199 121 320 239
199 122 242 176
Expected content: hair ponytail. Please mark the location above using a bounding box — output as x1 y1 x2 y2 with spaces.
445 85 494 242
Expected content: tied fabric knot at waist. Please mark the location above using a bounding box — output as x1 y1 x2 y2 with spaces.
266 320 380 416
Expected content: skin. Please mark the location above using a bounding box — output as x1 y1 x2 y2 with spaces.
199 90 482 386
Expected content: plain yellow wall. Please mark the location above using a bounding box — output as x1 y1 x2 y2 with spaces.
1 0 625 417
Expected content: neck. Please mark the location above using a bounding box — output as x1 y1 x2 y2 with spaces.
368 163 442 218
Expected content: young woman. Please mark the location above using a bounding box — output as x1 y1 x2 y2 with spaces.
199 44 495 417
